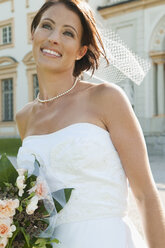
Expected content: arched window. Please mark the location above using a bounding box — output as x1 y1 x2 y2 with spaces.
150 15 165 116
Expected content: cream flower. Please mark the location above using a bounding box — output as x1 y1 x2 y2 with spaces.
28 177 48 200
16 174 26 197
17 168 27 177
0 237 8 248
0 199 19 218
0 218 16 238
26 195 39 215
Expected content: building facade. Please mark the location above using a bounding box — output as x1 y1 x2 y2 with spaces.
0 0 165 155
94 0 165 155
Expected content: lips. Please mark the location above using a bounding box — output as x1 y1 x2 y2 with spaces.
41 48 62 57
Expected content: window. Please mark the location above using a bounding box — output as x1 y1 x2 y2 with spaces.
33 74 39 100
2 25 12 44
1 78 13 121
0 18 14 49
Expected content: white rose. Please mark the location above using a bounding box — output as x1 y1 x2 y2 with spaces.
0 237 8 248
7 225 16 238
17 168 27 177
26 196 39 215
0 218 15 239
16 175 26 197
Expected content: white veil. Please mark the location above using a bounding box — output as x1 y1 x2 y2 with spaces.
82 0 151 85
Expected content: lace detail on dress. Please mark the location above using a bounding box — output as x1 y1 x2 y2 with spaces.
17 123 129 227
49 135 128 226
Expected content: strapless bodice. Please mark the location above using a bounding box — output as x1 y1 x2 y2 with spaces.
17 122 129 227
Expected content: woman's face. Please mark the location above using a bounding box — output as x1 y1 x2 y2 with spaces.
32 3 87 74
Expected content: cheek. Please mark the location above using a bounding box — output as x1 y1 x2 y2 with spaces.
32 33 44 56
63 40 80 57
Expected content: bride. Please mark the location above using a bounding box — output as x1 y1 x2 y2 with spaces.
16 0 165 247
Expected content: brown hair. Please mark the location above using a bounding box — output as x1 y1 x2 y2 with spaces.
31 0 108 77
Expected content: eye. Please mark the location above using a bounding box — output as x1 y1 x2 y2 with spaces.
63 31 74 38
41 23 52 30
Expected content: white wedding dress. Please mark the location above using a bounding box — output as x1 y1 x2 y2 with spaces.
17 122 148 248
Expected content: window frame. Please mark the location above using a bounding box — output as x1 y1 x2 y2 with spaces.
1 78 14 122
0 57 17 130
0 18 14 50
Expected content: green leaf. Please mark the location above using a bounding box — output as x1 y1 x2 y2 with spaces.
35 238 47 245
53 198 63 212
20 227 30 247
53 188 74 213
0 153 18 188
17 204 23 212
64 188 74 203
34 237 59 248
47 238 60 244
8 228 19 247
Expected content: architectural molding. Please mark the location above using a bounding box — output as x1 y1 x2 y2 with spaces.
150 15 165 52
0 56 18 73
26 0 29 8
23 51 35 68
23 51 37 102
98 0 165 19
27 0 47 8
150 51 165 64
0 0 14 12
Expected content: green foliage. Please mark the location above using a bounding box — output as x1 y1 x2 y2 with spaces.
0 153 18 189
0 138 22 156
33 237 60 248
64 188 74 203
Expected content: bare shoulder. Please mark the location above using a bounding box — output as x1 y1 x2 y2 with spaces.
95 81 128 102
92 82 136 130
92 81 132 111
15 101 34 141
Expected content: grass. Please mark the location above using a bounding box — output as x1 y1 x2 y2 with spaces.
0 138 22 156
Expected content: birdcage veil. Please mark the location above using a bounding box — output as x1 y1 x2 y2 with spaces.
83 0 151 85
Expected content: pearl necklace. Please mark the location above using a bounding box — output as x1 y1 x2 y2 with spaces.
37 77 79 103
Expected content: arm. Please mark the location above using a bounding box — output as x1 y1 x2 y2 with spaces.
99 83 165 248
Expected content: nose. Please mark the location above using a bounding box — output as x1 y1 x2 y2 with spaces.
48 30 60 44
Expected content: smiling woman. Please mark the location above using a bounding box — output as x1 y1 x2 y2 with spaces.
31 0 108 79
15 1 165 248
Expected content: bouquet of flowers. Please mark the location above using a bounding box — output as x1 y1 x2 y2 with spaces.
0 153 73 248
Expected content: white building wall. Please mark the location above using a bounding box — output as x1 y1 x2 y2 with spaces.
14 0 44 110
0 0 164 148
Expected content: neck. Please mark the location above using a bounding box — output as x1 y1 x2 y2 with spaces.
36 68 76 100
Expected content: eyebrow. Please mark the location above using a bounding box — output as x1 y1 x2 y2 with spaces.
42 18 78 35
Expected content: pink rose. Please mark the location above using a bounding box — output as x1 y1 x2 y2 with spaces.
28 177 48 200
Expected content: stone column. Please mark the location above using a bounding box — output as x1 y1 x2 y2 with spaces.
153 63 157 115
157 63 165 115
